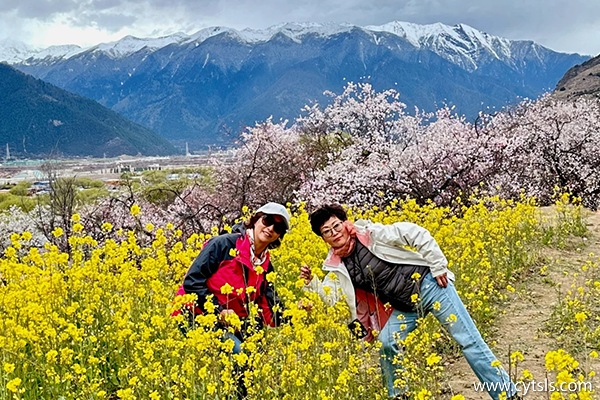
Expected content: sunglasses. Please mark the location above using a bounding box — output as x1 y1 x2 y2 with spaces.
261 214 287 235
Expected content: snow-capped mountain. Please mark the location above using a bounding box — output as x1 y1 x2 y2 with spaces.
3 21 585 68
1 21 590 147
365 21 521 71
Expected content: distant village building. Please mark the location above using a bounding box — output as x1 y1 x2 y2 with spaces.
8 169 45 182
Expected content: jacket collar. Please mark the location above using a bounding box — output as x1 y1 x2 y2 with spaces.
236 232 270 270
322 228 371 271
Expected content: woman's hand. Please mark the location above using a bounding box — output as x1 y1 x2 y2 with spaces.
435 273 448 288
299 264 313 285
219 309 236 326
297 298 314 311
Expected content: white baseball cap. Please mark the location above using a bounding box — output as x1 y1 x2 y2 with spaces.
256 202 291 231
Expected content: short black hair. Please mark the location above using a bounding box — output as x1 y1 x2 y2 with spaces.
309 204 347 236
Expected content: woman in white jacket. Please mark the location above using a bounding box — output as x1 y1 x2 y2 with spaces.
300 204 519 400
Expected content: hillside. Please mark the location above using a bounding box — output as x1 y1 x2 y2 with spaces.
446 208 600 399
554 54 600 99
3 22 589 148
0 63 177 158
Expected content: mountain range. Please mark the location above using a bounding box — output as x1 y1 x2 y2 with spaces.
0 63 176 158
0 21 591 149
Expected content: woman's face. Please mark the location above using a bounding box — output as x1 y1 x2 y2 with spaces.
254 214 285 247
320 216 349 249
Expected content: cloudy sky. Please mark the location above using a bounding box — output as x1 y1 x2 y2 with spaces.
1 0 599 55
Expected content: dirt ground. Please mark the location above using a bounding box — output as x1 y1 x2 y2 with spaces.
442 209 600 399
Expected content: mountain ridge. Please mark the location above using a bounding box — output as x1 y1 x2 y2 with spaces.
0 63 177 158
2 21 590 66
1 21 590 147
554 54 600 99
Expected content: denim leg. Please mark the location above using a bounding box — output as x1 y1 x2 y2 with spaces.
223 331 243 354
378 308 419 398
419 274 516 400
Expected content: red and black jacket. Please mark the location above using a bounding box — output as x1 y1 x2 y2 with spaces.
174 230 285 327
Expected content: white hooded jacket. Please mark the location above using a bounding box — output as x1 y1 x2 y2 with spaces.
306 219 455 322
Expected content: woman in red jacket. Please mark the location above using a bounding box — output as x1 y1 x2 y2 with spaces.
175 202 290 352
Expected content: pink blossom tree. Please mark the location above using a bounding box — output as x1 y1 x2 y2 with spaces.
485 95 600 208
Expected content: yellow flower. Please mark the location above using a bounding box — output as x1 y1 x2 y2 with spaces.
46 350 58 363
433 301 441 311
71 213 81 223
3 363 15 373
411 293 419 303
52 227 64 237
411 272 421 280
229 248 238 257
255 265 264 274
266 271 277 283
574 312 587 323
415 388 432 400
145 223 154 232
426 353 442 366
491 360 502 368
510 351 524 364
506 284 515 293
522 369 534 380
207 383 217 395
116 388 135 400
446 314 457 323
590 350 598 358
6 377 21 393
220 283 234 295
4 246 16 258
130 204 141 216
149 391 160 400
319 353 333 366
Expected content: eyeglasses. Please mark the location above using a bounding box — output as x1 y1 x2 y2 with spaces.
320 221 344 238
261 214 287 235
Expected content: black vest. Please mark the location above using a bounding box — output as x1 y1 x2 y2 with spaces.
343 240 430 312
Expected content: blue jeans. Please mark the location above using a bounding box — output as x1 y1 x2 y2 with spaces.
378 273 516 399
223 331 243 354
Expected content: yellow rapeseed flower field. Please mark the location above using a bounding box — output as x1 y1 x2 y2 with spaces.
0 195 594 399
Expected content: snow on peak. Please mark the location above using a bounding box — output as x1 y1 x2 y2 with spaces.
92 33 190 57
364 21 442 47
188 26 234 43
34 44 83 60
187 22 355 45
239 22 355 43
0 39 38 63
1 20 525 68
365 20 510 50
365 21 514 69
